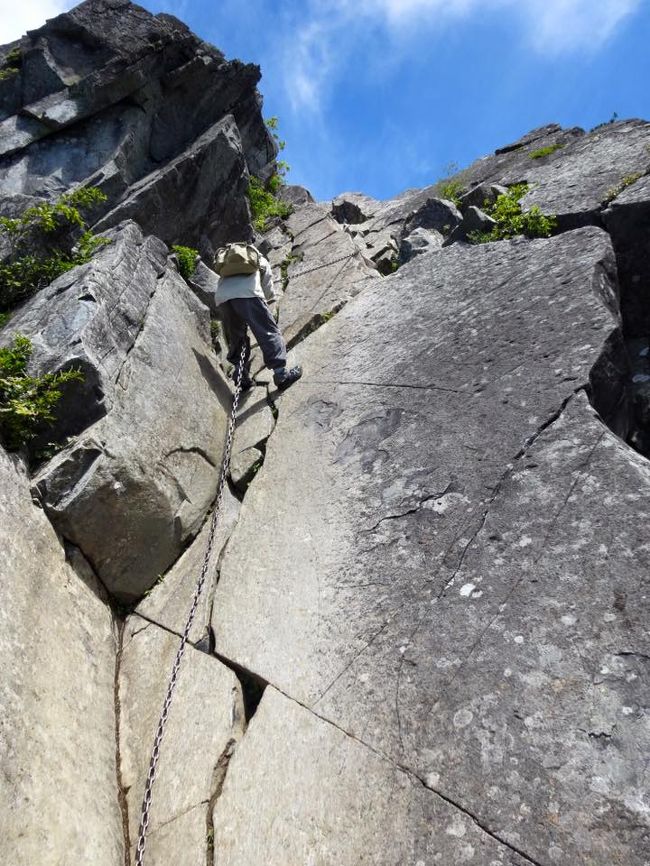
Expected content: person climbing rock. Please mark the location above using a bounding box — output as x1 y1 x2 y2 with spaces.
212 242 302 391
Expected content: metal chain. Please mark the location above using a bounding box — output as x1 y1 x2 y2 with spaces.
272 251 358 283
134 341 248 866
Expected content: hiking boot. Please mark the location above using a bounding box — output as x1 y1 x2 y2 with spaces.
273 365 303 391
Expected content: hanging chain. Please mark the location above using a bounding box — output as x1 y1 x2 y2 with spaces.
272 251 358 283
134 341 247 866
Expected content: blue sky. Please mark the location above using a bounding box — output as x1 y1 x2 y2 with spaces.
3 0 650 200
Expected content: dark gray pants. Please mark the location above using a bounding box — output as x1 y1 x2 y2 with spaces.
219 297 287 372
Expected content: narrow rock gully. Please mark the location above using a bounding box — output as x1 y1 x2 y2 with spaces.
107 239 353 866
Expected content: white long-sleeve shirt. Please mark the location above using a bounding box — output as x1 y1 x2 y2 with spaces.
213 254 277 306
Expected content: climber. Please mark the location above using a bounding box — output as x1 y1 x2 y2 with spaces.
213 242 302 392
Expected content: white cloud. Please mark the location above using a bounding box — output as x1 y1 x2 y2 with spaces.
349 0 641 47
284 18 338 114
525 0 641 52
0 0 75 45
284 0 642 111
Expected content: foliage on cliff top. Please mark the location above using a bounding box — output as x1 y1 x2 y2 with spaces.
0 187 109 312
0 334 83 451
247 176 292 232
246 117 294 232
529 143 565 159
0 47 21 81
432 162 465 207
470 183 557 243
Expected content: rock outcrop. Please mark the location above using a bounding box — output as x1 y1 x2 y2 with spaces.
0 0 276 256
1 3 649 865
5 221 231 601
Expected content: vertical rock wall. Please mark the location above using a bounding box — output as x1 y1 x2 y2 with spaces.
0 2 649 864
0 448 122 866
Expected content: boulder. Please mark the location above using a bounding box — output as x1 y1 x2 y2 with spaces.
355 228 398 272
446 206 497 245
212 227 649 864
230 446 264 492
277 184 314 207
335 186 462 273
373 244 399 275
402 196 462 235
93 114 250 258
0 446 122 866
398 227 443 264
458 182 508 212
9 221 231 601
331 191 380 224
185 258 220 315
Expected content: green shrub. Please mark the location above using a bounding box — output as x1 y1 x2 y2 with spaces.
246 117 294 232
247 176 292 233
0 334 84 451
171 244 198 280
469 183 556 243
529 143 565 159
280 252 301 291
0 312 11 329
0 47 21 81
438 179 465 207
265 117 291 179
431 161 464 206
0 187 109 312
604 172 643 203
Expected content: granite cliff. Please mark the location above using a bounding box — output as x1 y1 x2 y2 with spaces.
1 2 649 865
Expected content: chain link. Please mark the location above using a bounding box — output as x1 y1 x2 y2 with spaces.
272 251 358 283
134 341 247 866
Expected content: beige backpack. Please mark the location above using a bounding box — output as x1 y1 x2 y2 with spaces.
213 242 261 277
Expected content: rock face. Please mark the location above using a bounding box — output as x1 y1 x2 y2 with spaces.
6 221 231 601
0 447 122 866
213 687 533 865
276 201 377 346
213 229 650 866
1 2 650 864
0 0 276 256
452 119 650 230
119 617 245 864
332 185 462 272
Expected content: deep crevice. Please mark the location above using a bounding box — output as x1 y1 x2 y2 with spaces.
595 188 650 458
285 301 347 351
114 618 132 866
213 652 268 723
206 737 238 866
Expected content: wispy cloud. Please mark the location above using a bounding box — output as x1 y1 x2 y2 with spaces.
285 19 336 114
524 0 641 52
350 0 640 45
0 0 75 45
283 0 642 111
